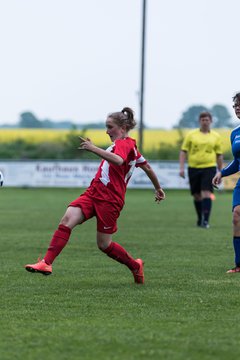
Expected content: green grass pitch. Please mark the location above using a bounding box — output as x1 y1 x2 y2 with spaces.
1 187 240 360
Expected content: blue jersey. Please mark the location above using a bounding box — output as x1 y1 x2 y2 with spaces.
221 126 240 184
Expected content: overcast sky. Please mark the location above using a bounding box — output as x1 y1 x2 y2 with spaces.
0 0 239 128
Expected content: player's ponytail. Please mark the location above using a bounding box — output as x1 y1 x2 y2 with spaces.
108 107 137 131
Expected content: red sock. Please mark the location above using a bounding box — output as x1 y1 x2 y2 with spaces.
44 224 71 265
102 242 139 271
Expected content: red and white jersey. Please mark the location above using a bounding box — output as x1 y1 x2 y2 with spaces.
88 137 146 207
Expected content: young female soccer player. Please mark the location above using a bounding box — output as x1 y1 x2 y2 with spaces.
25 107 165 284
212 92 240 273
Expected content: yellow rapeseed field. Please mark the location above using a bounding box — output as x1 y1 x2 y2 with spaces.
0 128 232 152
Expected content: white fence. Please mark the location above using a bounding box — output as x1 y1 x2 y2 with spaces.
0 160 190 189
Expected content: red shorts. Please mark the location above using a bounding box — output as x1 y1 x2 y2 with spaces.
69 192 121 234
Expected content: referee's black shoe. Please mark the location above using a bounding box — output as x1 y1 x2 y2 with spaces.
197 219 202 227
202 220 210 229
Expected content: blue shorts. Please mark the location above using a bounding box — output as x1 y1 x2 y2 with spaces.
233 184 240 209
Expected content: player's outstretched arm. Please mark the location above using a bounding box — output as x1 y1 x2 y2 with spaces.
139 162 165 203
78 137 123 166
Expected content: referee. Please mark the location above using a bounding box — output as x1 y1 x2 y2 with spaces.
179 111 223 228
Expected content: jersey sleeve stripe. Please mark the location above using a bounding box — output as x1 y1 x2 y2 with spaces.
136 155 146 164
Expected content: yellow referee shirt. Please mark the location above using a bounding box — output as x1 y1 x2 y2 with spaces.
181 129 223 168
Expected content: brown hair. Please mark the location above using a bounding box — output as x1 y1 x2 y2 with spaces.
233 92 240 103
108 107 137 131
199 111 212 120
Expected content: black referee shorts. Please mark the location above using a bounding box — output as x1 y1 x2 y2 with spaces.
188 167 216 195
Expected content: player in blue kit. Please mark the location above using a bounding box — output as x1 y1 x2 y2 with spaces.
213 92 240 273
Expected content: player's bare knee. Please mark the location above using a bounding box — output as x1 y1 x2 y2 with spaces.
59 211 70 225
97 242 105 251
233 208 240 227
193 193 201 201
96 241 106 252
97 233 111 251
60 216 69 226
97 238 108 251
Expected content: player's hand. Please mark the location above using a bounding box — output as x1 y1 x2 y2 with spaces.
78 137 94 151
179 169 185 178
155 188 165 203
212 171 222 188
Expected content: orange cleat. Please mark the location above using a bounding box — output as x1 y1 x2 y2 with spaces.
226 266 240 273
25 258 52 275
132 258 144 284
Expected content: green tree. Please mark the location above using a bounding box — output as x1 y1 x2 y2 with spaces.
175 104 234 128
175 105 208 128
210 104 233 128
19 112 42 128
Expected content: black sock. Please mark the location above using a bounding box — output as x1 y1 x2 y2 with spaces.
202 198 212 222
233 237 240 267
194 200 202 223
